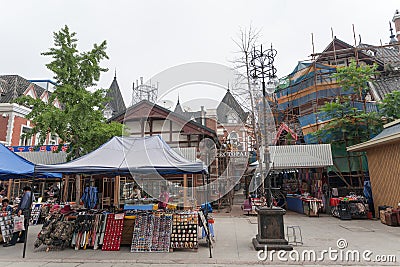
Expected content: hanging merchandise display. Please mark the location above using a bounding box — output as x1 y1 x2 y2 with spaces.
102 213 124 251
0 212 13 243
72 213 107 250
34 214 75 250
30 203 42 225
81 187 98 209
170 211 198 250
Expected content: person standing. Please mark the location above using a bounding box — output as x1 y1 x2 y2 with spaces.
3 186 34 247
158 186 170 210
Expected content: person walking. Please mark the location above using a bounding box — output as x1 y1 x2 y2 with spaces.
3 186 34 247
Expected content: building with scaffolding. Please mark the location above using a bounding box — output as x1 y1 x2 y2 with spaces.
274 13 400 193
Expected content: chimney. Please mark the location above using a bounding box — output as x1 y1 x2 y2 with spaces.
393 9 400 42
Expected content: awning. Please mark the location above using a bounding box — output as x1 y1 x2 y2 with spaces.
269 144 333 169
0 144 61 179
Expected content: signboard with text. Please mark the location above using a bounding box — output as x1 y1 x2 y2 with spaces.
8 145 69 153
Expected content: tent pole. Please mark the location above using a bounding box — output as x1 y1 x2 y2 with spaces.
7 179 12 199
114 175 120 208
183 174 187 209
63 175 69 202
58 176 63 204
22 174 35 258
75 174 81 205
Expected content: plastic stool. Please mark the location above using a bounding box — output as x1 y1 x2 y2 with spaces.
286 225 303 246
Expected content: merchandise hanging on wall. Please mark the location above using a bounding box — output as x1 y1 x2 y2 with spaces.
0 212 13 243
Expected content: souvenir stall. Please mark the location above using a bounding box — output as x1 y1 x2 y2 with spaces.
259 144 333 216
329 194 369 220
33 136 212 254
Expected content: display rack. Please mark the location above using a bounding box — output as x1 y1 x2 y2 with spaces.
131 212 154 252
72 213 107 250
150 212 172 252
0 212 13 243
170 211 198 250
102 213 124 251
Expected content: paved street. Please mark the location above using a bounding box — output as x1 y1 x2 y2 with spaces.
0 198 399 266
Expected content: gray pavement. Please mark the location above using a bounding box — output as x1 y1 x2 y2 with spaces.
0 205 399 266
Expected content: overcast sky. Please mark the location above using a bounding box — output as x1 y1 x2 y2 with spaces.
1 1 399 109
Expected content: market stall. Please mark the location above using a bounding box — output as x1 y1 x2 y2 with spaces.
32 136 212 255
330 195 369 220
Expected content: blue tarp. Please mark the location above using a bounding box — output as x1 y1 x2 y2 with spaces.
0 143 61 179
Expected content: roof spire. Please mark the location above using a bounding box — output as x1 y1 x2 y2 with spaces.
177 93 180 104
389 21 398 45
227 82 230 92
114 68 117 80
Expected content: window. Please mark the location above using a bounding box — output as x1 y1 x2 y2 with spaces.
227 113 238 124
20 126 32 146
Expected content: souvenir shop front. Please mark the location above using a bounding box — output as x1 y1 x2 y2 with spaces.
245 144 334 216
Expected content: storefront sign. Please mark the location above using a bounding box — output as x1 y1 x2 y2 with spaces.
8 145 69 153
217 151 249 158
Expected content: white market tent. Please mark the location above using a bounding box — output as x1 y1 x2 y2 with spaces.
35 136 207 175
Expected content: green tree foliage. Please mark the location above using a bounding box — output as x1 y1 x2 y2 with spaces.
379 90 400 122
314 99 382 145
16 25 124 160
333 59 377 101
314 60 382 145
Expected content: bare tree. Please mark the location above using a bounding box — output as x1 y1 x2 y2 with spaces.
231 26 264 195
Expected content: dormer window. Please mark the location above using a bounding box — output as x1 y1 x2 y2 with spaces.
103 107 113 119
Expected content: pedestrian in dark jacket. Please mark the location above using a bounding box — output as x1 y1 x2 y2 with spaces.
3 186 34 247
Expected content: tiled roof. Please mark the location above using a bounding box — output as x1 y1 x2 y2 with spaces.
217 90 248 123
369 75 400 100
0 75 47 103
105 76 126 116
16 151 67 164
358 43 400 68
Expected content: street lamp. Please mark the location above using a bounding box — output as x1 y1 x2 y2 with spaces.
250 44 292 251
250 43 277 208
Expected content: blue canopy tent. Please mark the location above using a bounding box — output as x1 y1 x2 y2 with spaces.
0 143 61 179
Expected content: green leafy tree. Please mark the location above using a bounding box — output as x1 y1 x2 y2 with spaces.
314 99 382 145
314 60 382 145
333 59 377 106
379 90 400 122
16 25 124 160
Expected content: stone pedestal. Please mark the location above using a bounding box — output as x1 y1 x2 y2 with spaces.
252 206 293 251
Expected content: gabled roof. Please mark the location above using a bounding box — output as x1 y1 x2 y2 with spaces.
317 37 382 67
111 100 218 141
105 75 126 116
0 75 47 103
217 89 248 123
